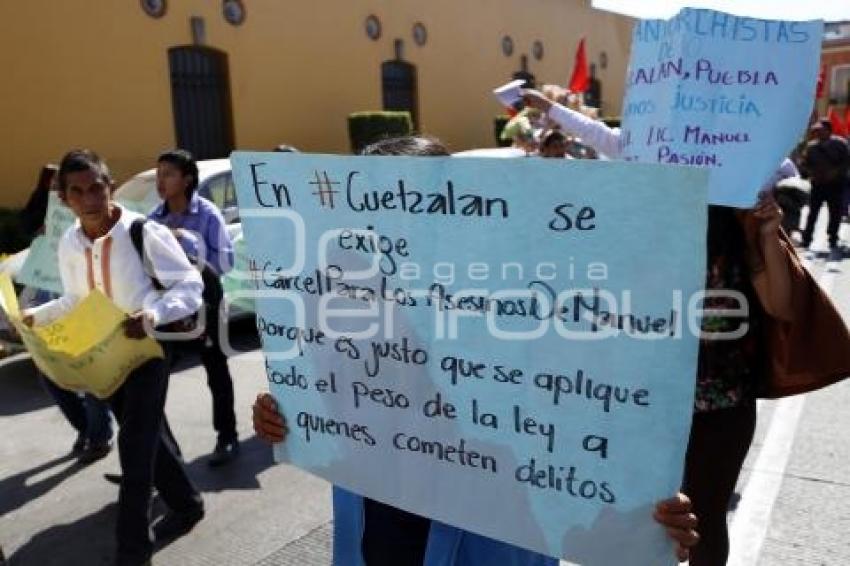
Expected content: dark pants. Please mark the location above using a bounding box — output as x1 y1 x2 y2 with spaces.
40 375 112 444
802 182 845 248
362 499 431 566
170 288 237 444
199 296 237 444
683 403 757 566
108 351 201 562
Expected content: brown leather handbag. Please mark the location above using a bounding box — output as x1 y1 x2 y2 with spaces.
742 217 850 398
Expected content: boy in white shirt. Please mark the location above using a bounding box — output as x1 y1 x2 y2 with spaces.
23 150 205 566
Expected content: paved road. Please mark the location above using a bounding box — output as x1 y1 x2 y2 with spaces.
0 324 333 566
2 210 849 566
724 216 850 566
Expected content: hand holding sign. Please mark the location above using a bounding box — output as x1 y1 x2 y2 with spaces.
493 79 527 108
521 88 554 113
253 392 288 443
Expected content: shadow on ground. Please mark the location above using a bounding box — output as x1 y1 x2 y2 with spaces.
0 454 86 518
3 318 264 564
184 435 274 493
0 354 51 417
6 435 274 565
7 502 117 566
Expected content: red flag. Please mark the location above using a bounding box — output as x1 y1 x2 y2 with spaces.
828 106 847 136
568 38 589 93
816 65 826 98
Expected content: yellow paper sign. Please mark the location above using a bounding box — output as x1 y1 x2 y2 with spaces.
0 274 163 399
0 272 20 318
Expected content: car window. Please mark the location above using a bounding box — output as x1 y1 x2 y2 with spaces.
200 173 237 210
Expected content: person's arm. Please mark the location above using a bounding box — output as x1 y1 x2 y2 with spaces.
749 192 795 322
201 208 234 275
170 207 234 276
24 292 76 327
142 222 204 326
523 89 623 158
172 227 200 259
23 237 81 326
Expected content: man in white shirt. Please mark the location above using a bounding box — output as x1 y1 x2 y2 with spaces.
23 150 205 566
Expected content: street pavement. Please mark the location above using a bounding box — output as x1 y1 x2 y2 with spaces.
0 322 333 566
2 209 849 566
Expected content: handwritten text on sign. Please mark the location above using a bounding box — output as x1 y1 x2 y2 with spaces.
620 8 822 207
231 153 708 563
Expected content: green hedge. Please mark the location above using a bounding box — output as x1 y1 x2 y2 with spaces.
494 115 512 147
0 208 30 254
348 111 413 154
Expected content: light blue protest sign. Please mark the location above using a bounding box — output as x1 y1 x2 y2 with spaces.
231 152 707 564
16 235 61 294
621 8 822 207
17 192 75 293
221 234 256 314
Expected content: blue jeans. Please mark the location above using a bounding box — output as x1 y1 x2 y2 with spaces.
40 375 113 444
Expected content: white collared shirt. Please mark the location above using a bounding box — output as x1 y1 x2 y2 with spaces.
28 204 203 327
547 103 623 158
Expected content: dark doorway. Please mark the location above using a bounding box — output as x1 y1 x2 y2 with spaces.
512 54 536 89
381 60 419 129
168 46 235 159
